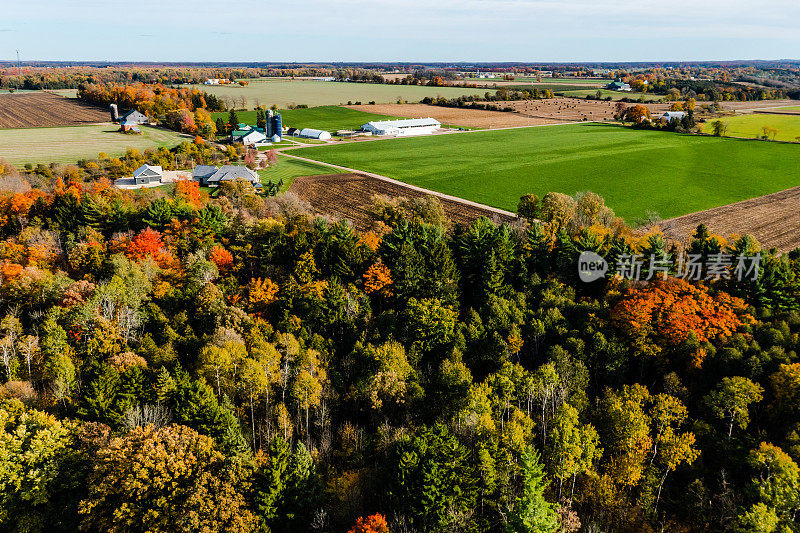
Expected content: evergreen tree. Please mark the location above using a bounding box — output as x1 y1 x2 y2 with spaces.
389 423 477 530
252 436 291 526
256 108 266 130
507 446 559 533
271 442 321 532
228 109 240 131
170 370 250 457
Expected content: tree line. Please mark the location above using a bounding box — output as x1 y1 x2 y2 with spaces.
0 172 799 532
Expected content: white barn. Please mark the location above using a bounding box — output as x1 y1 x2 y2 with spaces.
660 111 687 123
298 128 332 140
361 118 441 136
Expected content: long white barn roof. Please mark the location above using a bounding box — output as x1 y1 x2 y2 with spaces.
364 117 441 129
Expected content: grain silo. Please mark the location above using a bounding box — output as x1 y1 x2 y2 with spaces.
271 113 282 140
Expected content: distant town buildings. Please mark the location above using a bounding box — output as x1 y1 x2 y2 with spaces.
204 78 230 85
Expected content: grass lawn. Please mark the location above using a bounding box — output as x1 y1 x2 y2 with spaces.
702 114 800 142
190 80 486 108
291 123 800 222
213 105 403 133
258 156 340 193
0 124 189 167
559 89 662 102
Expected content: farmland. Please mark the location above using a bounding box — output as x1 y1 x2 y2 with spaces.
0 125 188 167
0 92 108 129
290 123 800 222
257 156 340 192
661 186 800 251
702 113 800 142
559 88 661 101
212 106 402 132
188 79 486 108
289 172 515 231
347 103 567 128
486 97 668 123
717 99 800 112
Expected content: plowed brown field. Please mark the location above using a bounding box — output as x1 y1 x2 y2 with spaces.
717 99 800 113
487 98 669 122
0 92 109 129
289 173 516 230
661 187 800 252
348 98 669 128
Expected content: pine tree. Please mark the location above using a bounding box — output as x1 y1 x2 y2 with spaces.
154 367 176 404
272 442 321 532
252 436 290 526
228 109 240 131
506 446 559 533
256 107 266 130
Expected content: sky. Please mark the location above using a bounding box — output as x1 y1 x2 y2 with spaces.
1 0 799 63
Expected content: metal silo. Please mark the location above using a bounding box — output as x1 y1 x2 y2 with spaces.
109 104 119 121
272 113 282 139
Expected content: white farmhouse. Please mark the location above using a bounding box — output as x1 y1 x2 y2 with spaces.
361 117 441 136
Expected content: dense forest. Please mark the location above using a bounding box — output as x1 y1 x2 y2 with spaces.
0 166 799 533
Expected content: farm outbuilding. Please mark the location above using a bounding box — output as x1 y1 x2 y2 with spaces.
231 126 268 146
660 111 687 123
361 117 441 136
606 81 632 92
119 110 149 125
133 164 162 185
298 128 332 140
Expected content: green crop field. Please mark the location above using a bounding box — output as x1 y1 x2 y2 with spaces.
702 114 800 142
212 106 403 132
559 89 662 101
190 80 485 108
0 124 189 167
258 156 339 193
291 124 800 221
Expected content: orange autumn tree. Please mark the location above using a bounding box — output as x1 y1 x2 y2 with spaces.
610 278 751 366
125 228 176 271
347 514 390 533
363 261 393 297
209 245 234 270
174 179 201 208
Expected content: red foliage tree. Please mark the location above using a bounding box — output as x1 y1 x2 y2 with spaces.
126 228 164 260
610 278 752 366
347 514 390 533
209 245 234 270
